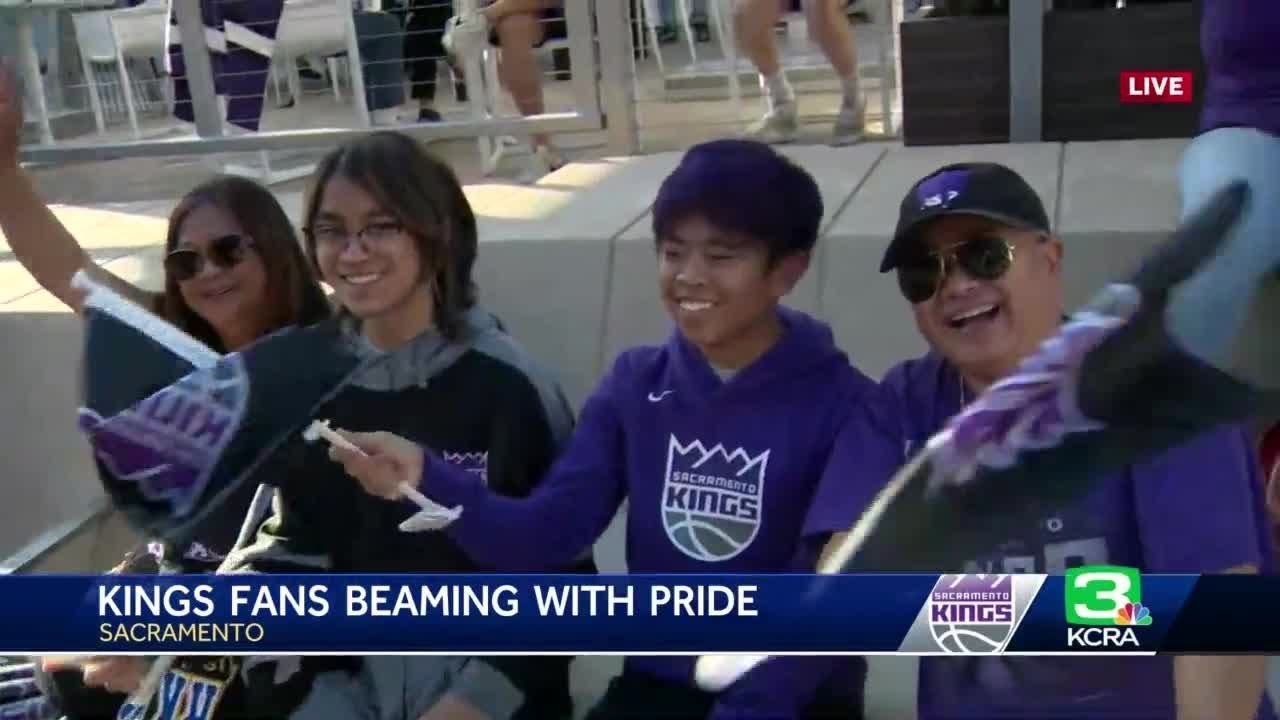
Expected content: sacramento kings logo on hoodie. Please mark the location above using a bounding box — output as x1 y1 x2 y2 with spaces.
662 436 768 561
442 451 489 484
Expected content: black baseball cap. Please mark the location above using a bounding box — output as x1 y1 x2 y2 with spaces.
880 162 1052 272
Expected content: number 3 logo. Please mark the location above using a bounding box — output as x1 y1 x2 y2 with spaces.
1064 565 1141 626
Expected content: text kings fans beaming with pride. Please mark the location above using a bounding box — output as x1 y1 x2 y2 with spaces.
0 567 1257 657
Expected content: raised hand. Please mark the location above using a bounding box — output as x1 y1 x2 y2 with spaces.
42 656 146 695
0 59 23 171
329 430 426 501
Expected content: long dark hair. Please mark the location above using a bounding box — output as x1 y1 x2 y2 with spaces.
301 131 478 340
159 175 332 350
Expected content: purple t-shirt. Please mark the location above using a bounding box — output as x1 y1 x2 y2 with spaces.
1199 0 1280 137
421 307 899 715
882 352 1277 720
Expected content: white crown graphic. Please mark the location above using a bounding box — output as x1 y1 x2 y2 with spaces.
668 437 769 477
443 451 488 466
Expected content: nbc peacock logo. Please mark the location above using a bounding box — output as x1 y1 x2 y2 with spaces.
1115 602 1152 626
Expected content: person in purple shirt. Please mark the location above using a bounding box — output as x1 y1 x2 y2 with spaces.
1168 0 1280 369
869 161 1276 720
326 139 900 719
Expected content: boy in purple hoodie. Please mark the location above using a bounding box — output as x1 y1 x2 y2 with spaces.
330 139 900 719
872 161 1276 720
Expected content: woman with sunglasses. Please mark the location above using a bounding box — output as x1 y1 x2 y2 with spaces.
0 62 331 717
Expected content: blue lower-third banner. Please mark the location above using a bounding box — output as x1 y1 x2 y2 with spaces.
0 569 1271 654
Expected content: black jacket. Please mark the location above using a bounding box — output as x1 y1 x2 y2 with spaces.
41 309 595 720
222 308 597 718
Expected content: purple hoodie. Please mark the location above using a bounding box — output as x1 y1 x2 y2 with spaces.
1199 0 1280 137
416 307 900 716
882 352 1277 720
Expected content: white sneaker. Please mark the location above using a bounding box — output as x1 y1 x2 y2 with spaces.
443 11 490 61
370 107 401 126
743 101 798 145
831 100 866 146
519 145 565 184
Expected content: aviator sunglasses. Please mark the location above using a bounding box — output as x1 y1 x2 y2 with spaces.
896 234 1016 304
164 234 254 282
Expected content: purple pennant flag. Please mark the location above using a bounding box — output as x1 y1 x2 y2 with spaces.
73 273 366 546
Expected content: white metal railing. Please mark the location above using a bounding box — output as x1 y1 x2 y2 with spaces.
16 0 638 165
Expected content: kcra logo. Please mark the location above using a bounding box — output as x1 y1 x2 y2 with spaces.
1064 565 1151 649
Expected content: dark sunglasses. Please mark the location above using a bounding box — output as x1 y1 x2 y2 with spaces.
164 234 254 282
896 235 1016 304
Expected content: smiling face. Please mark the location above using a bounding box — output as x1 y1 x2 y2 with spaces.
657 213 807 369
310 174 434 347
906 214 1064 388
169 202 271 346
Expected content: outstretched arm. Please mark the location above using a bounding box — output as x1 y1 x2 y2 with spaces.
335 365 629 570
0 62 152 312
709 397 905 717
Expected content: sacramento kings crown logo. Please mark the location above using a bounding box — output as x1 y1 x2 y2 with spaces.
898 573 1045 654
78 355 249 519
928 575 1015 653
662 436 768 562
443 451 489 485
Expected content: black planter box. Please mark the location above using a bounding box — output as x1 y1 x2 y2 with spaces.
900 15 1012 146
1043 2 1205 141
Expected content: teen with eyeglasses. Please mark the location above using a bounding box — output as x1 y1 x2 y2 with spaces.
209 131 594 720
870 162 1276 720
0 62 332 717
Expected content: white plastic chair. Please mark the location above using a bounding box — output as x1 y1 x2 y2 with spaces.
273 0 351 104
71 9 123 135
70 1 169 137
106 1 170 138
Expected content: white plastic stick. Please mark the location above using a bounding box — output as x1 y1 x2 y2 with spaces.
303 420 461 531
304 419 424 500
71 270 221 369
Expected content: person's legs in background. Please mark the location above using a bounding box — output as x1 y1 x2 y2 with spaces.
401 0 454 122
353 11 410 124
735 0 863 145
689 0 710 41
734 0 794 143
446 0 565 177
491 6 564 173
807 0 863 144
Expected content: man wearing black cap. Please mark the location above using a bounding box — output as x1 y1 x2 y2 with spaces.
873 162 1273 719
881 162 1060 393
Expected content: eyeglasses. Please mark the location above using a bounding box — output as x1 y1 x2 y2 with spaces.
164 234 254 282
304 221 405 250
895 235 1016 304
